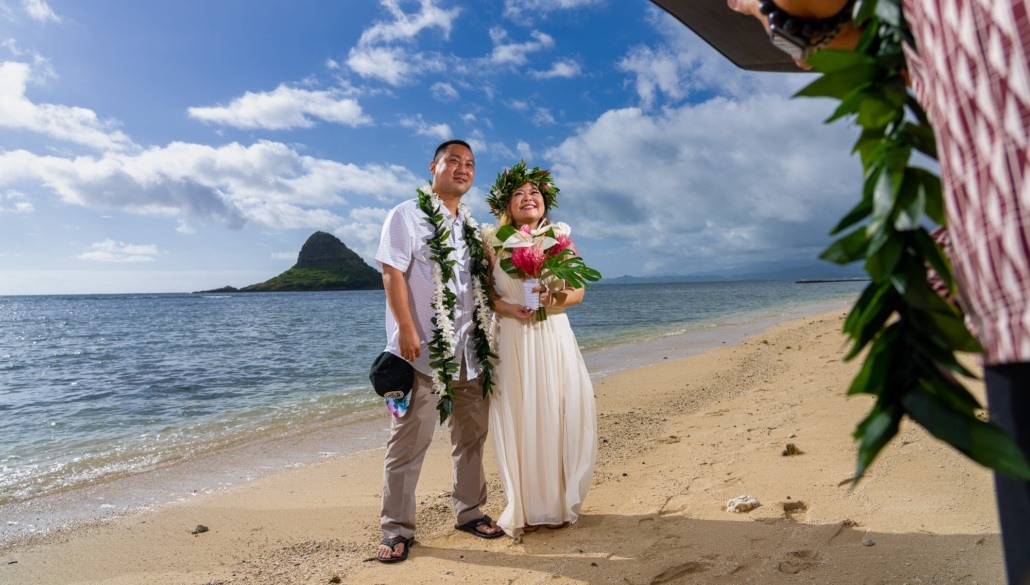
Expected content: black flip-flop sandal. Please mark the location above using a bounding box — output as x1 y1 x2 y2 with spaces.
377 534 413 563
454 514 504 539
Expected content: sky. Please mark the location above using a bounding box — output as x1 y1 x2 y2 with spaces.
0 0 865 295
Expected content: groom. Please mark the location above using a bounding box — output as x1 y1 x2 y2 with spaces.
374 139 502 564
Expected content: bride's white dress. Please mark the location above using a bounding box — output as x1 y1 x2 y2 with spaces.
489 265 597 538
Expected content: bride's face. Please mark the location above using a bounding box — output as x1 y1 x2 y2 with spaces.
508 181 545 228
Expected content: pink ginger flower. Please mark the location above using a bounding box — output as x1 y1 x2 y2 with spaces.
511 245 547 279
549 233 575 257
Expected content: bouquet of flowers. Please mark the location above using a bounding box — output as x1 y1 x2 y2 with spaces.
483 222 601 321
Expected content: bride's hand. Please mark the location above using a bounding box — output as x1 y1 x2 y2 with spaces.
496 298 533 321
535 284 551 309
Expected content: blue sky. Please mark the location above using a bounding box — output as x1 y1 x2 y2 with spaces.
0 0 862 295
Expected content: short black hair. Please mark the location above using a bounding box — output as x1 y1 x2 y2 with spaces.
433 139 473 162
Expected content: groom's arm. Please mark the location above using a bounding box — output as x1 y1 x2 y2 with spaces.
382 264 421 361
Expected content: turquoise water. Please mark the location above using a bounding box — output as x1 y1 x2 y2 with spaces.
0 280 863 509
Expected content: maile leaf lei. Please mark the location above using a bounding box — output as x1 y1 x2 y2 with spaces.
417 188 496 424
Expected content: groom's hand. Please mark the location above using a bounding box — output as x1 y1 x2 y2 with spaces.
399 323 422 361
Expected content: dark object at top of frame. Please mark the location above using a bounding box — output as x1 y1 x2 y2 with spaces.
651 0 806 73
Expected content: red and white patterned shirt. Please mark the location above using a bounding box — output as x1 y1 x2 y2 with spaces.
903 0 1030 365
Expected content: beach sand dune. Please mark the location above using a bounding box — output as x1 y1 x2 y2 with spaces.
2 311 1003 584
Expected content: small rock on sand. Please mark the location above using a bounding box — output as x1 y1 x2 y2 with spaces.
726 495 761 513
782 443 804 456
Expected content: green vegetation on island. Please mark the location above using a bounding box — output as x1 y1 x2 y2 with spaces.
197 231 383 293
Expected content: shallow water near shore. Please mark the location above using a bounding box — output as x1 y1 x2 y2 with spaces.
0 280 862 544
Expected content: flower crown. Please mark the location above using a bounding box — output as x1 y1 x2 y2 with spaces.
486 160 560 218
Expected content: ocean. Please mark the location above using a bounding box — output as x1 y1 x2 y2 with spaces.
0 280 863 542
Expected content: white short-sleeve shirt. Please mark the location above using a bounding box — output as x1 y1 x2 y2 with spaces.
375 197 481 380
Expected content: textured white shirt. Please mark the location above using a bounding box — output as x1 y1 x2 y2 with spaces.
375 197 481 380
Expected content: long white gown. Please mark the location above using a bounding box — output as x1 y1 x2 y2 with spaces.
489 265 597 538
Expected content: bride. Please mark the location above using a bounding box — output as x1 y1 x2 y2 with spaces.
484 161 597 539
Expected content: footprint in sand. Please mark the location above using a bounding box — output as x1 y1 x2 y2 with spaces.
651 560 712 583
777 550 820 574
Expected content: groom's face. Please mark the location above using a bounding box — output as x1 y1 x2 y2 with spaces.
430 144 476 198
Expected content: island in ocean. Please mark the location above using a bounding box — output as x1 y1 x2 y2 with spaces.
198 231 383 292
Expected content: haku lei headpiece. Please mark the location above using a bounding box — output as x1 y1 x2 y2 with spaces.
416 186 496 423
486 160 560 218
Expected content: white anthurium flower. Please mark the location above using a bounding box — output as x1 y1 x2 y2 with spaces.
501 230 558 251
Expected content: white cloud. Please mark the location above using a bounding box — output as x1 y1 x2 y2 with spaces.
187 84 372 130
346 45 417 86
22 0 58 23
489 28 554 66
0 141 421 232
75 240 160 263
619 6 802 110
358 0 458 45
532 107 555 125
346 0 456 86
399 115 452 140
531 58 582 79
0 189 33 213
430 81 459 102
0 61 135 151
333 206 390 261
545 93 861 276
503 0 603 18
619 46 685 109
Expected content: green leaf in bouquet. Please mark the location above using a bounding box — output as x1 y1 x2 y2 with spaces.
540 249 602 290
495 225 517 243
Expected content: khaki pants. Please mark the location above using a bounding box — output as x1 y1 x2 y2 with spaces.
380 370 489 539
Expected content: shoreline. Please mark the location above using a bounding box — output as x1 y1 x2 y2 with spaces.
1 306 1003 584
0 298 851 547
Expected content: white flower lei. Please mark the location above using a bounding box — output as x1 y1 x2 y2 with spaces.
419 187 496 417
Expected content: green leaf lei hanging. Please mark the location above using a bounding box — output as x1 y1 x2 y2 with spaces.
417 187 497 424
800 0 1030 481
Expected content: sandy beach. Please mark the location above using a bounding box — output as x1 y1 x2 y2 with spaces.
1 309 1004 584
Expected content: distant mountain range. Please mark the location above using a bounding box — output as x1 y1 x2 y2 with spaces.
196 231 383 293
601 262 868 285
